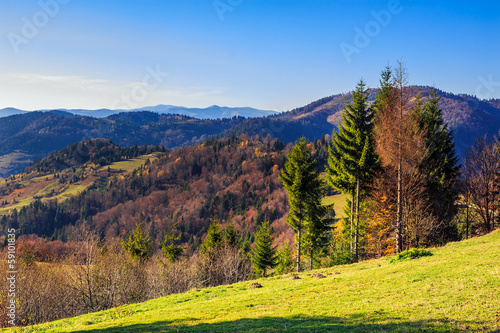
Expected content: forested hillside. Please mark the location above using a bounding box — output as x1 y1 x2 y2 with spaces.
222 87 500 156
0 135 332 251
0 112 246 177
0 88 498 178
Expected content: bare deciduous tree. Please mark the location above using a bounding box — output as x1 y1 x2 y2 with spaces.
461 136 500 233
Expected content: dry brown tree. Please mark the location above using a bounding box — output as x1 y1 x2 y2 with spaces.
374 61 427 252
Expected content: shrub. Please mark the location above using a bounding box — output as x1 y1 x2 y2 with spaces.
390 248 433 263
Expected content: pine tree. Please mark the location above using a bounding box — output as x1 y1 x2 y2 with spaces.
160 223 184 262
327 79 378 261
251 221 277 277
200 222 222 254
414 89 460 242
121 222 153 261
222 223 241 248
280 137 324 272
302 188 332 270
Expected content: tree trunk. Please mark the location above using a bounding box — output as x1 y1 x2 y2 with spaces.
466 198 469 239
296 228 301 273
350 186 355 253
310 249 313 271
354 177 360 262
396 157 403 253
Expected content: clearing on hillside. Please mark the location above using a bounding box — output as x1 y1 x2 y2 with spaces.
8 229 500 332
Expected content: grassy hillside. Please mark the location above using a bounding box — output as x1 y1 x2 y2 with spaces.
10 230 500 332
0 152 161 216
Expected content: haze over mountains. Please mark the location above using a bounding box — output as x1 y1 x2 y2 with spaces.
0 105 277 120
0 85 499 178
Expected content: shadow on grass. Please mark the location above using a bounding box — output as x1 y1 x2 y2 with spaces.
64 314 487 333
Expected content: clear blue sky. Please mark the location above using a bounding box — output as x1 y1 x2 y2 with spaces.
0 0 499 111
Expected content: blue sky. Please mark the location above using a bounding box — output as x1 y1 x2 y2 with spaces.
0 0 498 111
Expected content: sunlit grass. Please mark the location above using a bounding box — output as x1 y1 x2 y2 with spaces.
9 230 500 332
323 193 349 217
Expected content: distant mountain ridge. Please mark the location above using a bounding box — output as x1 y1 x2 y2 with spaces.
221 86 500 156
0 86 499 177
0 105 277 120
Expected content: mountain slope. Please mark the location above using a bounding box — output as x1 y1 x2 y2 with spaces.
0 112 246 177
223 86 500 156
0 105 277 120
131 105 277 119
1 87 498 177
0 107 27 118
0 136 304 247
22 229 500 332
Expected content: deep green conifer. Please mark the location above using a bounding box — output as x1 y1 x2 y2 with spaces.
200 222 222 254
327 79 378 261
121 222 153 261
413 90 460 242
251 221 277 277
160 223 184 262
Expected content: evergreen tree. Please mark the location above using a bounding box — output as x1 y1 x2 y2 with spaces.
302 189 332 270
275 240 295 275
200 222 222 254
160 223 184 262
222 223 242 248
121 222 153 261
413 90 460 243
251 221 277 277
327 79 378 261
280 137 327 272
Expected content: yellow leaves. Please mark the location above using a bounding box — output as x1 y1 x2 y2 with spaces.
175 157 181 163
332 218 349 242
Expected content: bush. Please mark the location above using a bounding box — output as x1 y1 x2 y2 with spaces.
0 234 252 328
390 248 433 263
195 245 251 287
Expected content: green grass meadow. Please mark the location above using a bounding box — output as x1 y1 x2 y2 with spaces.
7 229 500 332
323 193 349 218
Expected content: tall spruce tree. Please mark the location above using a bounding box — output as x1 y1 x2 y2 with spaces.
280 137 324 272
414 90 460 243
251 221 277 277
302 192 332 270
327 79 377 261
